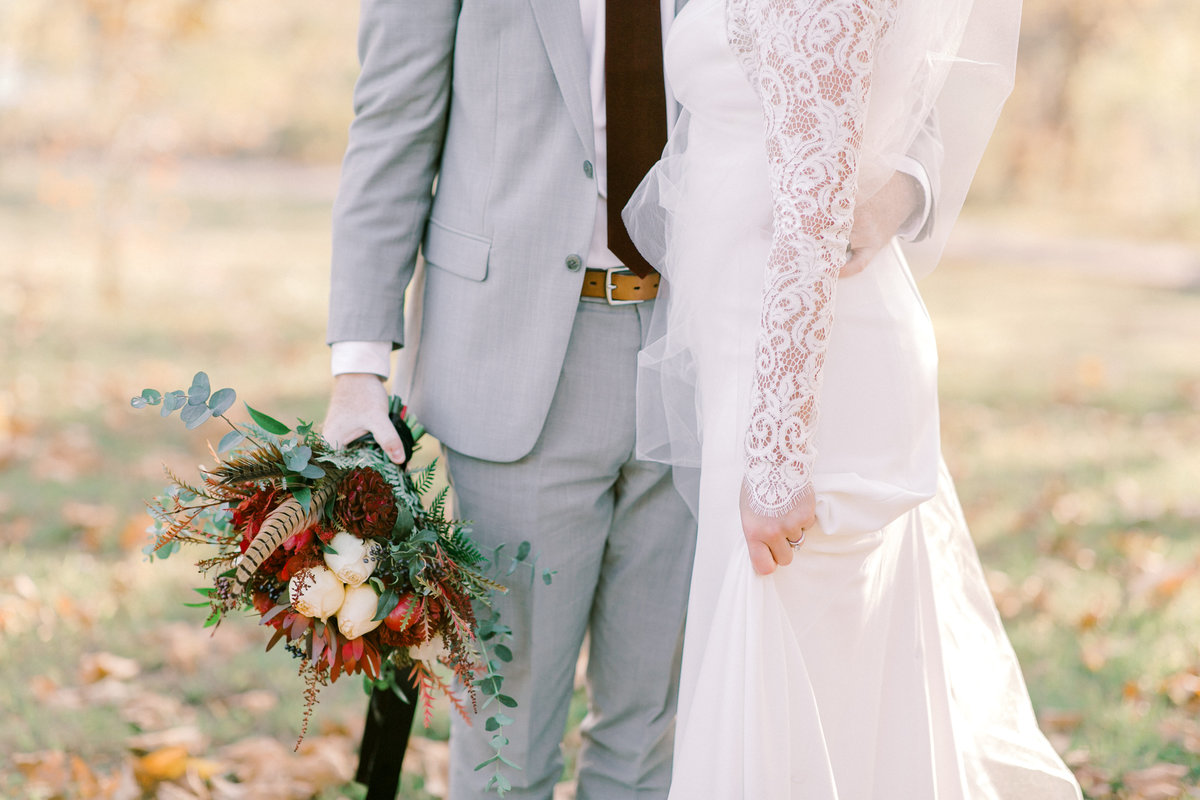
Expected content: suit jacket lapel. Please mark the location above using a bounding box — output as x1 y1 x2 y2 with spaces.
528 0 593 156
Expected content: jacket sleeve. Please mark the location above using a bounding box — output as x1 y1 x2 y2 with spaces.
327 0 461 348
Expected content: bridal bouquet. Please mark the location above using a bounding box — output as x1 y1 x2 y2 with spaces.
133 372 546 793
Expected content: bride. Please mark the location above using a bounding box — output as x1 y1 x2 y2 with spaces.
626 0 1084 796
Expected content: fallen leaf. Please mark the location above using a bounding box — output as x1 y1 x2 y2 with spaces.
134 745 191 790
1039 709 1085 733
79 651 141 683
1129 563 1198 604
1161 670 1200 708
61 500 118 548
127 725 209 755
1076 609 1104 631
12 750 70 791
1122 763 1188 800
32 424 101 482
29 674 59 702
1080 638 1110 672
223 689 278 715
121 690 197 730
1072 763 1114 798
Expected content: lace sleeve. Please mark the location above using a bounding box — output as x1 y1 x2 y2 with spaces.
729 0 897 517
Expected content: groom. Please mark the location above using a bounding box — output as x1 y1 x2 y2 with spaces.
323 1 936 798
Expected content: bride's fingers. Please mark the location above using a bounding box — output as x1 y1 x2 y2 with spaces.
747 540 777 575
768 535 795 568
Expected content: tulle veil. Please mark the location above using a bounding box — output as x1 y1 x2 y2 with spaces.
624 0 1023 492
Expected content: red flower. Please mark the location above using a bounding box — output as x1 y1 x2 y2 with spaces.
335 468 398 539
233 487 282 539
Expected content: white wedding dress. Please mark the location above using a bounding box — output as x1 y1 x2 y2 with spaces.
646 0 1085 797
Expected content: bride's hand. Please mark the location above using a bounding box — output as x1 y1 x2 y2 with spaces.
739 481 815 575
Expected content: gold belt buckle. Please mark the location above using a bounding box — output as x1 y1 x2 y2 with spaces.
604 266 640 306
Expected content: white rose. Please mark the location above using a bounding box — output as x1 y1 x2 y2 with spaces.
322 531 380 587
409 633 449 664
336 583 383 640
288 566 345 621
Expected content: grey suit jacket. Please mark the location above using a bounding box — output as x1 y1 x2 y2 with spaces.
328 0 937 465
329 0 619 463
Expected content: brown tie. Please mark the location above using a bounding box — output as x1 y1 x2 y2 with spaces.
605 1 668 278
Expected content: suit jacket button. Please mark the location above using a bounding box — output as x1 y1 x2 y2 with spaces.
583 160 594 179
565 254 583 272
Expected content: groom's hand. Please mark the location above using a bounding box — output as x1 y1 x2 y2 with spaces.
739 481 815 575
842 170 921 278
322 373 408 465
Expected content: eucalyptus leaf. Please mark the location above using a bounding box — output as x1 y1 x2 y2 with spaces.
246 403 291 435
300 463 326 480
188 372 211 405
494 644 513 663
217 429 246 453
208 387 236 415
130 397 148 409
497 694 517 708
180 402 213 429
485 717 500 732
284 445 313 472
161 391 186 417
515 541 531 562
141 388 163 405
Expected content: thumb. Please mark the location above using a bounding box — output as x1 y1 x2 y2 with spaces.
369 421 409 466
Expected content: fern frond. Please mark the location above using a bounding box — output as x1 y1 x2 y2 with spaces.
411 462 437 495
427 486 448 519
441 527 483 566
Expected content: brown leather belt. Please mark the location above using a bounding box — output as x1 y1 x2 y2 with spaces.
580 267 660 305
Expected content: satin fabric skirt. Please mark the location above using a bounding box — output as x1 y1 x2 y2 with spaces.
657 129 1080 797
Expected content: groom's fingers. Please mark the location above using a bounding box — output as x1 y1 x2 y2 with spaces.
841 246 874 277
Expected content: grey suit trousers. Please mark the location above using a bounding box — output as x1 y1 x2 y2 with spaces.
445 301 696 800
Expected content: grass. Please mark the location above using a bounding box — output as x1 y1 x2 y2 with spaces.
2 154 1199 798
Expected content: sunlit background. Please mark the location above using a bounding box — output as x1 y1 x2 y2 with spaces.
2 1 1199 798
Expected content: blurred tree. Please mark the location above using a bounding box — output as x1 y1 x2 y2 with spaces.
983 0 1200 234
80 0 212 305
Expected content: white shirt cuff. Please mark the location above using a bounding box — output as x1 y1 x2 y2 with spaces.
894 155 932 241
331 341 392 378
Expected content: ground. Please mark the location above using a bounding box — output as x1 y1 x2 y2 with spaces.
1 156 1198 799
